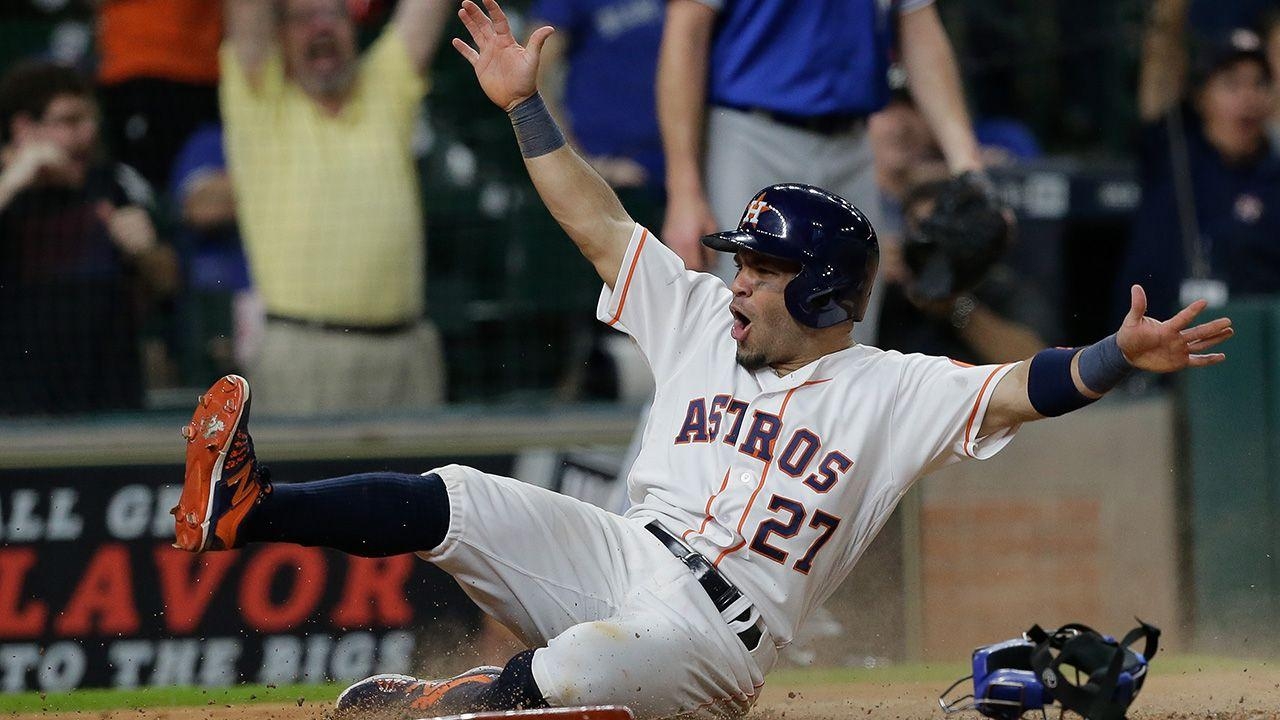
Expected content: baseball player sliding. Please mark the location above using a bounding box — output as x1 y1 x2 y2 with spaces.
170 1 1234 718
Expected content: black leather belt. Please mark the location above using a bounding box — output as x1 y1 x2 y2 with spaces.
266 313 417 336
719 103 867 136
644 522 765 652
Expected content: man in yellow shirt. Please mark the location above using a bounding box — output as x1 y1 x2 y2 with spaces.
221 0 452 415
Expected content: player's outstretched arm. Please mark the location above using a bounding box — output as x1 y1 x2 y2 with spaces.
453 0 632 288
979 284 1233 435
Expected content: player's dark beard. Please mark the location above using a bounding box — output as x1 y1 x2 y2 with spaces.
736 349 769 371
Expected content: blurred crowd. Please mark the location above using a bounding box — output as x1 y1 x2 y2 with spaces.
1 0 1279 417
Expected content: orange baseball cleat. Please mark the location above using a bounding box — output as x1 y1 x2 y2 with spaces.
172 374 270 552
336 668 504 719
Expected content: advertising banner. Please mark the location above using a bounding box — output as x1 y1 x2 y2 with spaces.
0 456 513 692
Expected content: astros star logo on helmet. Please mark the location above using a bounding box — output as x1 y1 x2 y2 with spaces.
744 198 771 226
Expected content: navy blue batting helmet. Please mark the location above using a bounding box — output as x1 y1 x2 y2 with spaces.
702 184 879 328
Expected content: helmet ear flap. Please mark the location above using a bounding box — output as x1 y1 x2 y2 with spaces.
784 266 859 328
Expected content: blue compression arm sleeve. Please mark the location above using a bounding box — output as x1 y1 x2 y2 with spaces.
1027 347 1084 417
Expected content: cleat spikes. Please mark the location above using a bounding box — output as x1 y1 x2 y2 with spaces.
175 373 264 553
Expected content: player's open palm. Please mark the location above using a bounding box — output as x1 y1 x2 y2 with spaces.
453 0 554 112
1116 284 1234 373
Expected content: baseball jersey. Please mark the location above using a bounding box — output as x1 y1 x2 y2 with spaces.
597 224 1019 649
696 0 935 117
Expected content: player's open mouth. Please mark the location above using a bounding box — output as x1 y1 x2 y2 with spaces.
730 309 751 342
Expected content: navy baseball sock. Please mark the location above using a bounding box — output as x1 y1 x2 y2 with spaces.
238 472 451 557
476 650 548 711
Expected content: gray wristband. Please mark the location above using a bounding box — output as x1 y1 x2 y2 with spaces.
1076 333 1133 394
508 93 566 158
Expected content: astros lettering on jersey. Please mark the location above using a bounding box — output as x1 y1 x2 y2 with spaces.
600 224 1019 650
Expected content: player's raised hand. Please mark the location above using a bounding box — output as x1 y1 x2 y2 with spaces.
1116 284 1233 373
452 0 554 112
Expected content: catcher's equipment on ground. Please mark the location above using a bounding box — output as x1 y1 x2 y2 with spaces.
905 171 1011 301
939 620 1160 720
702 183 880 328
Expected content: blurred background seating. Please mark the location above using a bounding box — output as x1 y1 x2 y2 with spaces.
4 0 1241 410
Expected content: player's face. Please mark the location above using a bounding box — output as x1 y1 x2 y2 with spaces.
280 0 358 101
729 250 814 372
1197 60 1271 161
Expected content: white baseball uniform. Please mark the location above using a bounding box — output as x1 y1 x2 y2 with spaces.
420 224 1020 719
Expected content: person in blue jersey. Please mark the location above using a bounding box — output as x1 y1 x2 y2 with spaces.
532 0 666 404
532 0 665 198
658 0 988 346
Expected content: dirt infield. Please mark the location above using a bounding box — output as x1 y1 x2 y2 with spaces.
751 665 1280 720
10 665 1280 720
